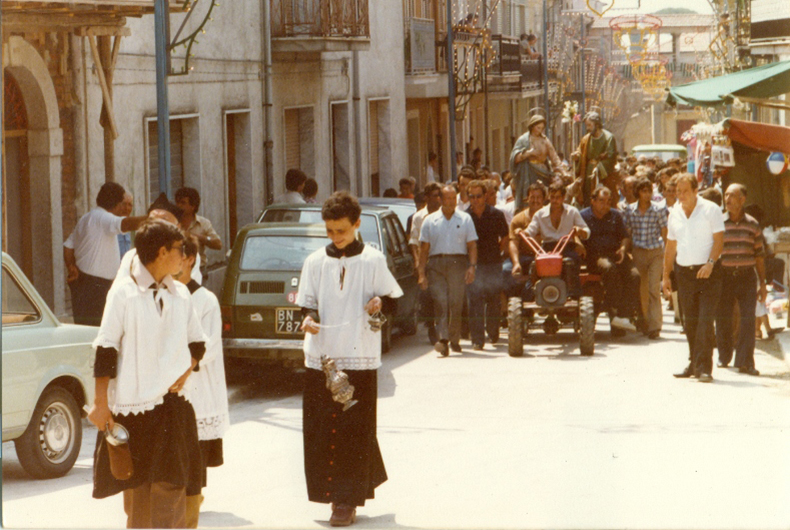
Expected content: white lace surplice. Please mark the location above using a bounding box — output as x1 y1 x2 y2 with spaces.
186 287 230 440
296 245 403 371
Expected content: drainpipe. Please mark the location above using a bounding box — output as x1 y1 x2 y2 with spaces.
261 0 274 205
353 50 363 195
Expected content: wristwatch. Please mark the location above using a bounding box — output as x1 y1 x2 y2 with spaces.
707 258 715 265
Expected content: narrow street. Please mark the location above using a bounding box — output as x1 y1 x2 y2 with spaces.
3 310 789 529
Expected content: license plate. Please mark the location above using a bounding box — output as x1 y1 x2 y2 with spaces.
276 308 302 335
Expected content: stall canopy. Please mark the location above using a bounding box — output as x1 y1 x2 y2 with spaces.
725 119 790 153
666 60 790 107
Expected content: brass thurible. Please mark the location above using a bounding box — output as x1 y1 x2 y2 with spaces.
321 355 358 411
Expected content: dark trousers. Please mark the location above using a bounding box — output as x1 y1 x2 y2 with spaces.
467 262 503 345
675 262 722 376
68 270 113 326
593 255 640 320
548 243 581 298
502 256 534 299
716 268 757 369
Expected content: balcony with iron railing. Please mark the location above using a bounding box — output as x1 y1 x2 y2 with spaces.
270 0 370 53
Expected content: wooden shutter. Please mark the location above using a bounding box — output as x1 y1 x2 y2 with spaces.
285 108 301 170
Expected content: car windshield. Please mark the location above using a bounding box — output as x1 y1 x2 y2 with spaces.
260 210 381 251
634 150 685 162
240 235 328 271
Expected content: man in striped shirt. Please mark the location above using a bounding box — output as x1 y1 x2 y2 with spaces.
715 184 766 376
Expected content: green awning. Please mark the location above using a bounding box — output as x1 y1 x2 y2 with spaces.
665 60 790 107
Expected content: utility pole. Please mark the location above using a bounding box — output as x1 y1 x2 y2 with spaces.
447 0 458 182
580 12 586 125
483 0 490 167
542 0 549 132
154 0 172 199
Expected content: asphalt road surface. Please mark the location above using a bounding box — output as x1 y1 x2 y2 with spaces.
3 309 790 529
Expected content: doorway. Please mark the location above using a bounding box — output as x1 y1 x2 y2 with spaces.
3 70 32 279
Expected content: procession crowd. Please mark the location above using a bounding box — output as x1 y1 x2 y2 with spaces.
63 111 784 529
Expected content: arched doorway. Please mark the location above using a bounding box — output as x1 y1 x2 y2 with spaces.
3 70 33 279
2 36 65 313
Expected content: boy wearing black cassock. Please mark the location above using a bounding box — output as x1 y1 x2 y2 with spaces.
297 192 403 527
88 219 206 528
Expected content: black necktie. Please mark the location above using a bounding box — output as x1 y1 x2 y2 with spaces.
150 283 164 315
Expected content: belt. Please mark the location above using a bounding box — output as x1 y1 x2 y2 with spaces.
722 265 754 275
675 263 704 272
429 254 467 259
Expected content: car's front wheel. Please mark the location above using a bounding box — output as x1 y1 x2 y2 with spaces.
15 386 82 479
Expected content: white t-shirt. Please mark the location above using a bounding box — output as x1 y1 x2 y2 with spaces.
497 201 515 226
408 207 429 247
93 259 206 416
63 207 124 280
420 209 478 255
187 285 229 441
275 191 305 204
426 165 437 183
296 245 403 371
667 197 725 266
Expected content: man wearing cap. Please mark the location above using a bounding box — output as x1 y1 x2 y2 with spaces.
509 115 564 214
572 111 617 208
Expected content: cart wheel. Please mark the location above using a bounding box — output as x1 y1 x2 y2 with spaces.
508 297 523 357
579 296 595 356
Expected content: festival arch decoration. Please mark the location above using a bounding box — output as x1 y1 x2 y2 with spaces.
449 0 501 119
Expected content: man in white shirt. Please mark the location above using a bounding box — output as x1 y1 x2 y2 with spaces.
426 151 439 183
63 182 147 325
275 168 307 204
456 168 474 212
526 181 590 297
418 185 478 356
663 173 724 382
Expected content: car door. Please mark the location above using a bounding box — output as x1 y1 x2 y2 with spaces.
381 214 418 323
2 264 94 440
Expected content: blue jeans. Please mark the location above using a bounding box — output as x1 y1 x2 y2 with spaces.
467 263 504 345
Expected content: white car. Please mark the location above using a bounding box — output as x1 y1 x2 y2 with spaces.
2 253 97 478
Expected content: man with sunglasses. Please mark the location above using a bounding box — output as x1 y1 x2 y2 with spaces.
466 180 509 349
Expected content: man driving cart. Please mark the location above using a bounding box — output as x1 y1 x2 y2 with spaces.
523 182 590 298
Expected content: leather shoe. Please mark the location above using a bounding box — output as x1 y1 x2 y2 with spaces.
450 342 462 353
767 326 785 338
738 367 760 376
472 342 484 350
717 361 729 368
673 366 694 378
648 330 660 340
434 341 449 357
488 333 499 344
697 373 713 383
330 504 356 527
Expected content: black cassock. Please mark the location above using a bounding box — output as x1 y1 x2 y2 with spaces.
302 367 387 507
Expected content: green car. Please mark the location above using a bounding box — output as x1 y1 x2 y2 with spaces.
631 144 688 163
221 213 418 366
2 253 97 479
